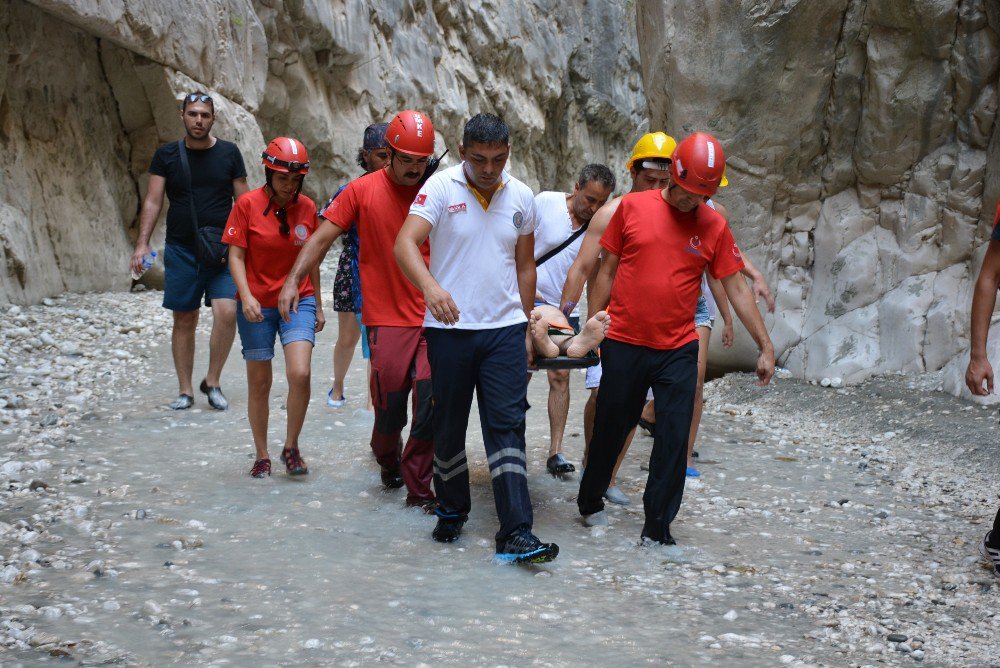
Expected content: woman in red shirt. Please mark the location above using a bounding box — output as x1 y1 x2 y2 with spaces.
224 137 324 478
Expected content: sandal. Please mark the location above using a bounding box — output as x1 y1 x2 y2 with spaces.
546 453 576 477
250 458 271 478
280 448 309 475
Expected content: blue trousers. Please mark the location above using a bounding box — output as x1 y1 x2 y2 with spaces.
578 338 699 543
425 323 533 541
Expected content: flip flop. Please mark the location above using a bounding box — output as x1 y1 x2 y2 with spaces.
546 453 576 477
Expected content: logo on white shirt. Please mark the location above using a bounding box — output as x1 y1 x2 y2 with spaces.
448 203 467 213
513 211 524 229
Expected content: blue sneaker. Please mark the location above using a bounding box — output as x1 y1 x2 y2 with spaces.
495 529 559 564
686 466 701 478
326 388 346 408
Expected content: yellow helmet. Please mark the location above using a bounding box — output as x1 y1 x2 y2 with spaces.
626 132 677 171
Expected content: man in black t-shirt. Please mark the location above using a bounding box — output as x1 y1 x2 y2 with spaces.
131 92 249 410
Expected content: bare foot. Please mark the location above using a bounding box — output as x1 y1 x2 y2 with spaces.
566 311 610 358
529 309 560 358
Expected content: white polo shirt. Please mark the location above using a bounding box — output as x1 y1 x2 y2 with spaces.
409 163 537 330
533 191 582 315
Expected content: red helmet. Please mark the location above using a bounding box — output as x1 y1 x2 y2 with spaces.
261 137 310 174
386 110 435 157
670 132 725 197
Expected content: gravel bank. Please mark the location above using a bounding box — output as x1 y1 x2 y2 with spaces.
0 290 996 666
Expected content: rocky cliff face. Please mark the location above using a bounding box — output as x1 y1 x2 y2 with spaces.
637 0 1000 397
3 0 1000 396
0 0 645 303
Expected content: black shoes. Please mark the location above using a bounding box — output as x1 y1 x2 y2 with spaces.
169 394 194 410
200 379 229 411
546 453 575 477
432 514 467 543
380 466 405 489
495 529 559 563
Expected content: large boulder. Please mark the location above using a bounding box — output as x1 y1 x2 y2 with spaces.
638 0 1000 396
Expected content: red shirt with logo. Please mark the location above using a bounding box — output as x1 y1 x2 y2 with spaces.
600 189 745 350
223 187 317 307
322 168 429 327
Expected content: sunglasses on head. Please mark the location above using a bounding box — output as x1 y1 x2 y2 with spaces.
185 93 213 104
274 207 289 236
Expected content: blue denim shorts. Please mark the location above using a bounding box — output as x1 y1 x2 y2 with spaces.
162 243 237 311
237 296 316 361
695 294 714 329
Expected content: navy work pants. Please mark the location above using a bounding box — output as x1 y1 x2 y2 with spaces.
425 323 533 541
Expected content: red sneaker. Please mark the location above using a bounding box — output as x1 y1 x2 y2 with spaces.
280 448 308 475
250 458 271 478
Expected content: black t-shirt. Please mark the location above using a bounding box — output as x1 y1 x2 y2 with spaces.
149 139 247 248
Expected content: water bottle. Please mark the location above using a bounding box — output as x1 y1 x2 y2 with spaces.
131 250 157 280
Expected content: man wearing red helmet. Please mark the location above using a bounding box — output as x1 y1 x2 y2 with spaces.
225 137 322 478
577 132 775 545
395 112 559 564
278 111 438 509
131 92 249 411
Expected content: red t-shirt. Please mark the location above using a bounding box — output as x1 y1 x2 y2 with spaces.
223 188 318 307
322 169 429 326
600 189 745 350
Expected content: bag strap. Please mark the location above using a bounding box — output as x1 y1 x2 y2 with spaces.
176 139 200 235
536 220 588 267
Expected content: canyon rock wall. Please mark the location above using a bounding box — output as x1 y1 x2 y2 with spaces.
4 0 1000 398
637 0 1000 398
0 0 645 302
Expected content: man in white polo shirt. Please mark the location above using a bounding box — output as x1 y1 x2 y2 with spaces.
395 113 559 564
533 164 614 479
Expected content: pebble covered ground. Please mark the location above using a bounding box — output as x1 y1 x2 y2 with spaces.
0 290 997 666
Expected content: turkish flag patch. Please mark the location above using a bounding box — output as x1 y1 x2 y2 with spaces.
415 193 427 205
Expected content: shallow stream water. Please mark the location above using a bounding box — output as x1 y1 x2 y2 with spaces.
2 293 993 665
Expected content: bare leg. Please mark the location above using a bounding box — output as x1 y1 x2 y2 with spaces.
546 369 570 459
565 311 610 358
641 400 655 423
172 310 199 396
609 426 635 487
332 312 360 400
283 341 313 451
205 299 236 386
529 308 560 358
583 389 597 467
246 360 272 461
687 325 712 467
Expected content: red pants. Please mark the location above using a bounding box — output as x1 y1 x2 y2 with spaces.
367 325 434 503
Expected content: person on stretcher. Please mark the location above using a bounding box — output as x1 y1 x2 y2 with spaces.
529 304 610 361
